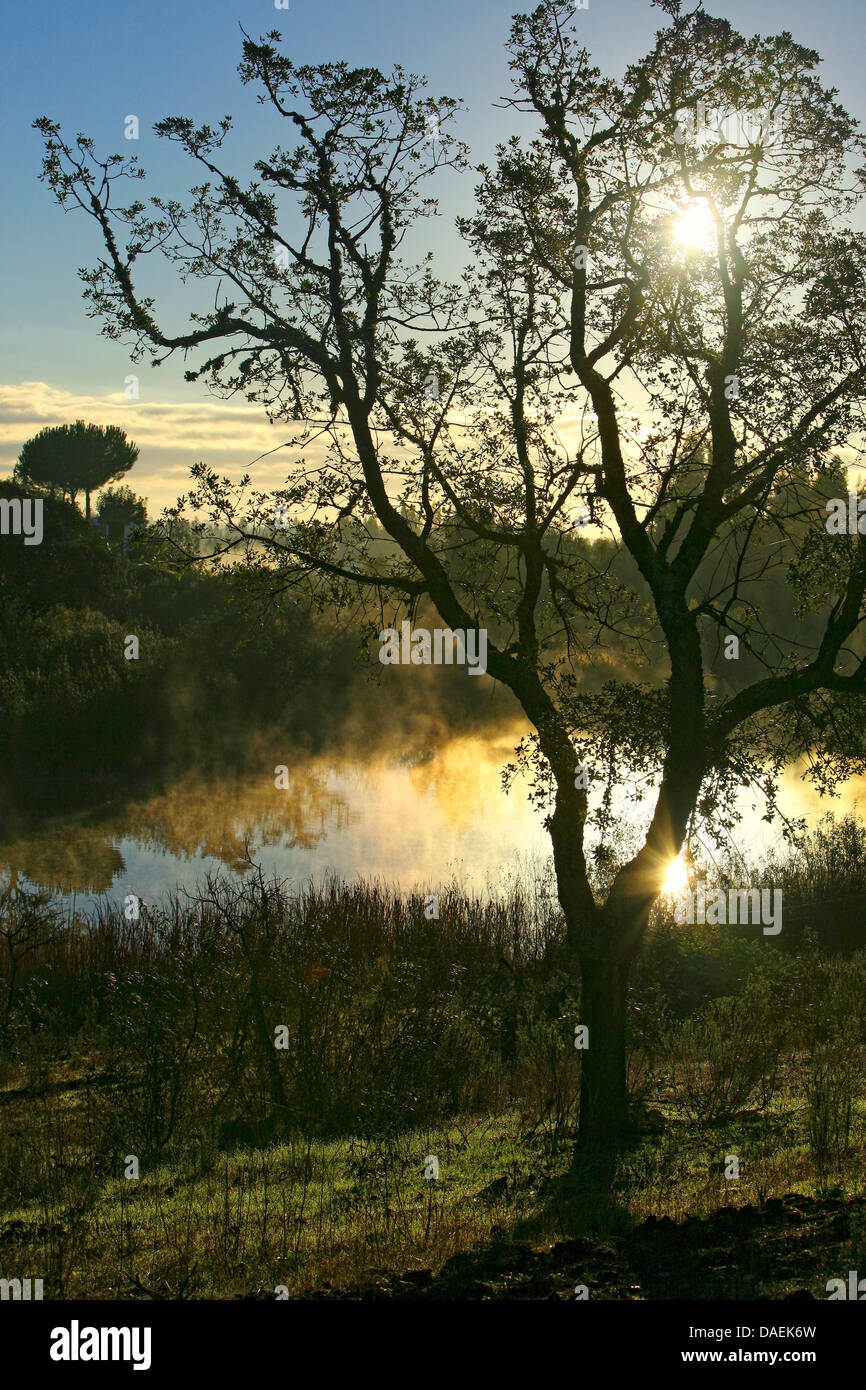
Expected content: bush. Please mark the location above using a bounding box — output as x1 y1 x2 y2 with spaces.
665 992 780 1123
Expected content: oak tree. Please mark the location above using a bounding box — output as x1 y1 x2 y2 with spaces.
35 0 866 1147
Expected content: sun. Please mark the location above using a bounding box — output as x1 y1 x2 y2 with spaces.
662 855 690 896
671 201 716 253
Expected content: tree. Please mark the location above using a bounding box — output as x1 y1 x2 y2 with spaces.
35 1 866 1151
0 477 114 612
96 484 147 543
16 421 139 519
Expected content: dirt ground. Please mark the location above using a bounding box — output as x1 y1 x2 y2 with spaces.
307 1192 864 1300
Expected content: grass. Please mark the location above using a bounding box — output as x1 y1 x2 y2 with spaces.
1 1072 864 1299
2 817 866 1298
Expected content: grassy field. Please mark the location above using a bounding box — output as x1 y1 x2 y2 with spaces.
1 1086 864 1299
2 817 866 1299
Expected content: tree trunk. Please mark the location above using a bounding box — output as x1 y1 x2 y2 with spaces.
576 951 630 1150
85 489 91 520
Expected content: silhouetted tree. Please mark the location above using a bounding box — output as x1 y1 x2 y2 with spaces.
35 1 866 1150
96 483 147 543
16 421 139 519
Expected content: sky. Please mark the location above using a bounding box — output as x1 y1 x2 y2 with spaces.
2 0 865 514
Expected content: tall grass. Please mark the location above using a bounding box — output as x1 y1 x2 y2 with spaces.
1 818 865 1189
0 868 577 1161
3 820 866 1295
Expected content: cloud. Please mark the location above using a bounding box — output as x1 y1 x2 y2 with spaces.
0 381 289 450
0 381 325 512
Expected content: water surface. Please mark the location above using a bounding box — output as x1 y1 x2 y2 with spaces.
3 729 864 914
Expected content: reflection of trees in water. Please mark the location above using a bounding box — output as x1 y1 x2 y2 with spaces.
5 741 865 901
125 766 352 864
0 764 350 896
406 729 525 833
0 837 127 897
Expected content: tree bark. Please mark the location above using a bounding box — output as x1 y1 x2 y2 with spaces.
576 951 630 1150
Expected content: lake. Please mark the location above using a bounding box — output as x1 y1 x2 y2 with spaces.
3 723 866 914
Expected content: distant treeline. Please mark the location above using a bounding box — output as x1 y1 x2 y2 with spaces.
0 468 853 832
0 481 514 831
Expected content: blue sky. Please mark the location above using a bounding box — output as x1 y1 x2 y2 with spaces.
2 0 864 511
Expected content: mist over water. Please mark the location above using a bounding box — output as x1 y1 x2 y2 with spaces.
5 481 861 915
3 717 866 914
